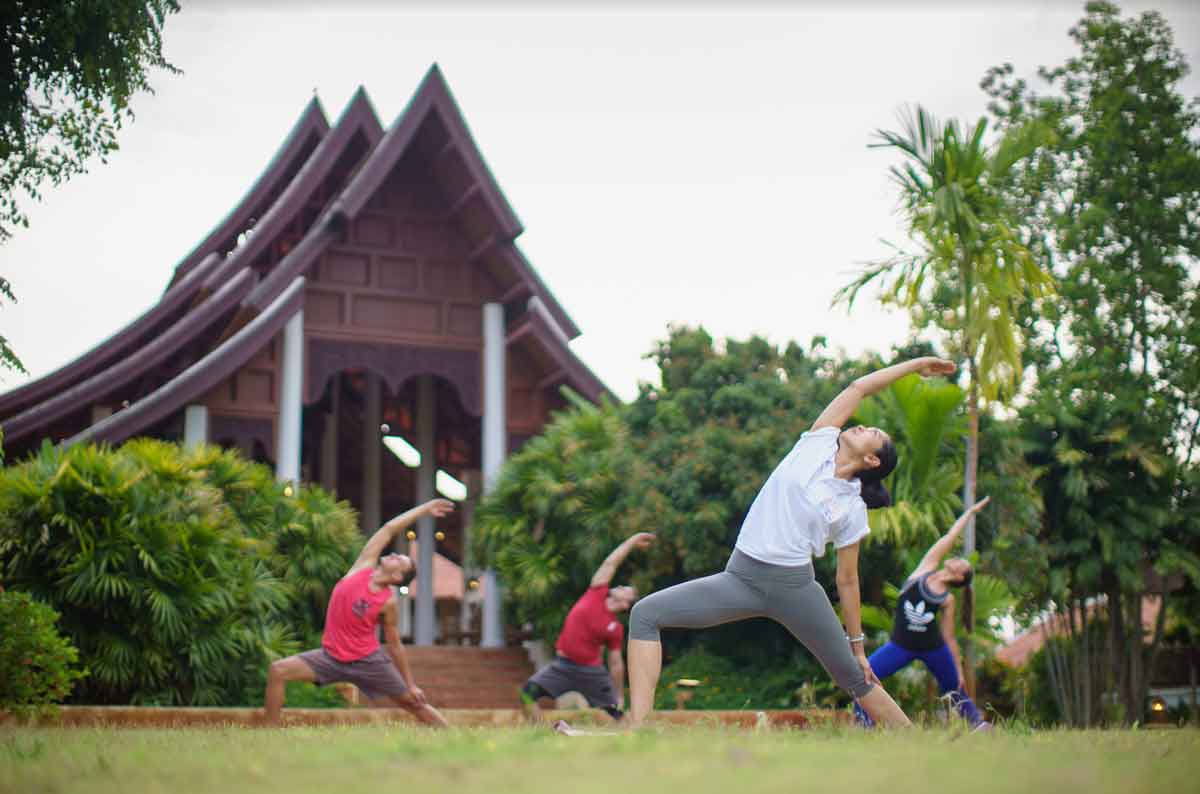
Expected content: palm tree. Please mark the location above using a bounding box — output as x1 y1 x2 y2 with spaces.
836 106 1055 693
853 373 965 545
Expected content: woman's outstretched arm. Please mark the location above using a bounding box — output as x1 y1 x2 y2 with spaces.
909 497 991 580
811 356 956 431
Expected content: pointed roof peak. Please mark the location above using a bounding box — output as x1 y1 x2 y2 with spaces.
333 85 381 129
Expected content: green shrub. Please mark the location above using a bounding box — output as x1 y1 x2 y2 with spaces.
0 589 86 719
191 445 359 646
654 645 839 711
0 439 358 706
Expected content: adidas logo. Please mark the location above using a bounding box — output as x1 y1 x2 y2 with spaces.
903 600 934 632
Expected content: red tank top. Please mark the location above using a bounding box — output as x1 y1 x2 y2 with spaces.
322 567 393 662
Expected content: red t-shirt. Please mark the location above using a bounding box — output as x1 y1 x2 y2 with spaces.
555 586 624 666
322 567 393 662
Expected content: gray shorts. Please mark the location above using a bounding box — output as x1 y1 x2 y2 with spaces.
528 657 619 708
629 549 875 699
298 647 409 702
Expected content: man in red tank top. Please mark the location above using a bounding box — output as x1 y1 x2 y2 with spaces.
263 498 455 726
520 532 655 723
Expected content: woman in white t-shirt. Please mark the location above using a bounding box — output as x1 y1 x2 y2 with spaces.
625 355 957 728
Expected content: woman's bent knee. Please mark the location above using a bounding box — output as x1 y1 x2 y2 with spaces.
836 667 875 700
628 598 661 642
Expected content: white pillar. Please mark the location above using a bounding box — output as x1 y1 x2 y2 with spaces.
362 372 382 532
320 374 339 493
459 470 481 641
481 302 506 647
399 581 414 639
183 405 209 450
276 309 304 483
415 375 437 646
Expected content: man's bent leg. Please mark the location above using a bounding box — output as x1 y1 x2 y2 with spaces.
264 655 319 725
520 680 552 723
384 692 449 728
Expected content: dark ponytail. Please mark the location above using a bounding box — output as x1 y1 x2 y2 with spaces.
955 566 975 633
857 437 898 510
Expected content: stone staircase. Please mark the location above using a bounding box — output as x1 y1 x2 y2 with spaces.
403 647 534 710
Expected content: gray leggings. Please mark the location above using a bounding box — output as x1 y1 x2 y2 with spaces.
629 549 874 699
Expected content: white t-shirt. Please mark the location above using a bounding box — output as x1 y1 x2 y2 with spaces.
734 426 871 566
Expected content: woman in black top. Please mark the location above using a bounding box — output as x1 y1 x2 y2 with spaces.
854 497 991 729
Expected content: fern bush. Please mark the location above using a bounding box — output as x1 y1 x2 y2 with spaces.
0 440 358 705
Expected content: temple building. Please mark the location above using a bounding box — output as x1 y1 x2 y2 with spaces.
0 65 610 649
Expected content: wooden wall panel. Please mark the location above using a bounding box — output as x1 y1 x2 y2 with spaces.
446 304 481 337
319 252 370 285
379 256 419 291
352 296 441 334
305 290 344 326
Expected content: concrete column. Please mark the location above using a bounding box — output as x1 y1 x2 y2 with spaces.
183 405 209 450
415 375 437 646
319 374 339 493
362 372 382 532
459 470 482 640
481 302 506 647
276 309 304 483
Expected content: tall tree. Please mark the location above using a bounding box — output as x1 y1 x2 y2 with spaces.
984 1 1200 724
835 106 1056 693
0 0 181 375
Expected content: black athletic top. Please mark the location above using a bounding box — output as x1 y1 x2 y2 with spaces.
890 572 949 651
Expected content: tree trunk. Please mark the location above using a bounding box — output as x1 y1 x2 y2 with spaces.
1109 583 1128 723
1190 649 1197 727
1041 617 1070 725
962 367 980 698
1080 597 1093 726
1125 591 1144 724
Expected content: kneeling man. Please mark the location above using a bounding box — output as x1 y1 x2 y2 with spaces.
521 532 655 722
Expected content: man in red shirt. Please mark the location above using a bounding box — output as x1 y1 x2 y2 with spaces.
262 498 455 726
521 532 655 722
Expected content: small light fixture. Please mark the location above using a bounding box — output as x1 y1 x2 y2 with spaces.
398 585 409 596
434 531 445 542
382 435 421 468
406 530 417 541
380 423 390 434
435 470 468 501
1151 698 1167 713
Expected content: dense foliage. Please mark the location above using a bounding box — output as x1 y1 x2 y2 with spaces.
0 440 358 705
0 588 86 718
980 0 1200 725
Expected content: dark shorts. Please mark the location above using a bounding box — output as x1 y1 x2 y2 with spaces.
298 647 409 702
527 657 618 708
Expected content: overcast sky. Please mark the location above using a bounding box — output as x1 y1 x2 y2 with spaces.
2 1 1197 402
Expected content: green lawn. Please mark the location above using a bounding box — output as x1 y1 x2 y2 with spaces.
2 724 1196 794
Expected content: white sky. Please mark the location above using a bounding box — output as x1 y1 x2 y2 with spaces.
2 1 1197 402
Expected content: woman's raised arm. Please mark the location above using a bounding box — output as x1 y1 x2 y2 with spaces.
811 356 956 431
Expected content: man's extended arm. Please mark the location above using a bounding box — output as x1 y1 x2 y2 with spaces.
608 648 625 710
590 532 656 588
350 498 455 574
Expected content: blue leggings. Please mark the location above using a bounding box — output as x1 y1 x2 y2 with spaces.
853 641 983 726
